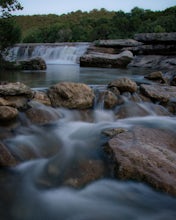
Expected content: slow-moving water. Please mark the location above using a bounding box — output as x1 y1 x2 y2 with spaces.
0 44 176 219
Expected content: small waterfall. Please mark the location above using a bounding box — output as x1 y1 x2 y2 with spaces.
7 43 90 65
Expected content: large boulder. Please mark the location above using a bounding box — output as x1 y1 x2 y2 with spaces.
48 82 95 109
104 126 176 195
80 50 133 68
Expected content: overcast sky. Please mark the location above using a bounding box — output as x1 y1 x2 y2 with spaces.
15 0 176 15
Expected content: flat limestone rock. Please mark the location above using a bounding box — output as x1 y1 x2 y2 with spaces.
104 126 176 195
140 84 176 102
80 50 133 68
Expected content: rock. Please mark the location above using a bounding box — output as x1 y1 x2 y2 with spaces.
116 103 151 119
63 159 106 188
140 84 176 103
96 90 118 109
116 102 171 119
0 96 28 109
134 32 176 43
96 39 142 47
0 82 32 97
144 71 166 83
48 82 95 109
32 91 51 106
0 141 17 166
104 126 176 195
26 107 60 124
108 77 137 93
128 55 176 70
80 50 133 68
125 44 176 55
19 57 47 70
0 106 18 121
87 46 118 54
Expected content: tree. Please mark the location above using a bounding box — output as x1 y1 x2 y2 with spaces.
0 0 22 69
0 0 23 17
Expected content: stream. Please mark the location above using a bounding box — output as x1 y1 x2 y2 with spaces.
0 45 176 219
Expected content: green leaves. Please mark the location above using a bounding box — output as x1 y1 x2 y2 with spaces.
0 0 23 17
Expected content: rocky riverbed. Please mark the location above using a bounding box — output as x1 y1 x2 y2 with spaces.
0 68 176 197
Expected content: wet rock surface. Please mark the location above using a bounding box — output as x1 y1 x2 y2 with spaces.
108 77 138 93
0 82 32 97
19 57 47 70
0 141 18 166
140 84 176 103
0 74 176 194
48 82 95 109
0 106 18 121
104 126 176 195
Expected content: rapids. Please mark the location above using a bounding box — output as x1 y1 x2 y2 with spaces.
1 44 176 219
0 103 176 219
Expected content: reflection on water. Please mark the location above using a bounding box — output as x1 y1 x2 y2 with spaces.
0 64 152 88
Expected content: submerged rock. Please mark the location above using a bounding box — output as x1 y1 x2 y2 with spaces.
26 105 61 124
48 82 95 109
63 159 106 188
104 126 176 196
0 141 17 166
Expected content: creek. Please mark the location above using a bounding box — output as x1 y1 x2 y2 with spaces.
0 44 176 219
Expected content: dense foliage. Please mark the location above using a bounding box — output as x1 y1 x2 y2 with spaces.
0 0 22 68
13 6 176 43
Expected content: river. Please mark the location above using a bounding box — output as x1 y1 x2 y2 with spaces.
0 44 176 219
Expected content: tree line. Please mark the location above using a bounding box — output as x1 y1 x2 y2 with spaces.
13 6 176 43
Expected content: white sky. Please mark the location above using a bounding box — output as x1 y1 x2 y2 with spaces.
15 0 176 15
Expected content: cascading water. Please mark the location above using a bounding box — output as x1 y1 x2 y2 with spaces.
7 43 90 65
1 47 176 219
1 91 176 219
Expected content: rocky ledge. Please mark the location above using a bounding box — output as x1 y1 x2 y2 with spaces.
80 32 176 70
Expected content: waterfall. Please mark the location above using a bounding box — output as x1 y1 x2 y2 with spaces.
7 43 90 65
